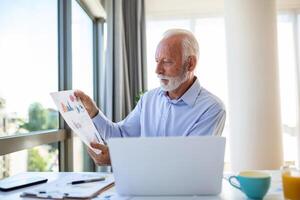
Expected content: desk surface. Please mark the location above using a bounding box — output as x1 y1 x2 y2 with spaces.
0 171 284 200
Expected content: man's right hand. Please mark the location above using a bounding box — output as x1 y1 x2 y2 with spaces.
74 90 99 118
87 142 111 166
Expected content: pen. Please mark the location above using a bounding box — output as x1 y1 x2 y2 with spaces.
69 177 105 185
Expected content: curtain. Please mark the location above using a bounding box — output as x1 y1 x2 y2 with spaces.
100 0 147 122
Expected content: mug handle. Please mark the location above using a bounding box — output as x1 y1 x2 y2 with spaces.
228 176 242 190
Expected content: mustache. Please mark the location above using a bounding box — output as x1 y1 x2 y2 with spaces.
157 74 171 80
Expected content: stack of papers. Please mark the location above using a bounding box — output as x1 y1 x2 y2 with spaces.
21 173 114 199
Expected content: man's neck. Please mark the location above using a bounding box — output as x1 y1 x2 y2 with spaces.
167 76 196 100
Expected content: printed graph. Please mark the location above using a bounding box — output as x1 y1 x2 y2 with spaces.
50 90 104 151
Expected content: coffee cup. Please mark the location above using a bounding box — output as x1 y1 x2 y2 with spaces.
228 171 271 199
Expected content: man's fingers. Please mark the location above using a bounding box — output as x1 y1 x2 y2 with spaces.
74 90 88 101
74 90 84 97
90 142 107 152
87 147 95 156
87 146 109 165
87 147 101 161
87 148 100 163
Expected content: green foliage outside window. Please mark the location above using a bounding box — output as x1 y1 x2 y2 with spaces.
27 148 48 171
21 102 58 131
19 102 59 172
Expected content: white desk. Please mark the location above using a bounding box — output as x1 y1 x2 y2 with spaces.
0 171 284 200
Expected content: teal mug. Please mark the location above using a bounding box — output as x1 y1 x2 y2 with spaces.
228 171 271 199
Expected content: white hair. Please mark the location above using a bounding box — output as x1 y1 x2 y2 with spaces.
162 29 199 62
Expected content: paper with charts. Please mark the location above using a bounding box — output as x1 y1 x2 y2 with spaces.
50 90 103 152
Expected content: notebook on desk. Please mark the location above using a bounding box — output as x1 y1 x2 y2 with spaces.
20 173 114 199
108 136 226 196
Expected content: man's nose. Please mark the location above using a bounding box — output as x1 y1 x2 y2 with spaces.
155 62 164 74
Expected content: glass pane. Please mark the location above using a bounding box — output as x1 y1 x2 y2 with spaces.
0 0 59 136
277 14 298 165
0 142 59 179
72 1 94 98
71 1 94 171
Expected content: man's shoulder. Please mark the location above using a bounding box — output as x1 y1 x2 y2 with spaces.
198 87 225 111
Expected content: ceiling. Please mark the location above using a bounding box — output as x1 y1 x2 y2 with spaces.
145 0 300 19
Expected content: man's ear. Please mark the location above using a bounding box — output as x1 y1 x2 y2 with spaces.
187 56 197 72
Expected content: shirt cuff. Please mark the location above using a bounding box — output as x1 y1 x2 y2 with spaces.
92 110 109 138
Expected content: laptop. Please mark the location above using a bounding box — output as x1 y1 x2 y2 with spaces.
108 136 226 196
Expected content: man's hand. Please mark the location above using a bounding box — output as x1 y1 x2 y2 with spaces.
87 142 111 166
74 90 99 118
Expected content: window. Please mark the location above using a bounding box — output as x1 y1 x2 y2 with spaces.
0 0 105 175
277 14 298 165
0 0 59 177
71 0 94 171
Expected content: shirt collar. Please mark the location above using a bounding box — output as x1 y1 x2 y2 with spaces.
158 77 202 106
180 78 201 106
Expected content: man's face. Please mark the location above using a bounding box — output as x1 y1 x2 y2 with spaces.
155 37 189 91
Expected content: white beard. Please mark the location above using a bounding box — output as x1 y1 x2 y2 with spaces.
157 67 189 92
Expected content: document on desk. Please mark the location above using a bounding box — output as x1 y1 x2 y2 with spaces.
50 90 104 152
21 173 114 199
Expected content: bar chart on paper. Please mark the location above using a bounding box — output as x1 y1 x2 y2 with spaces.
50 90 103 152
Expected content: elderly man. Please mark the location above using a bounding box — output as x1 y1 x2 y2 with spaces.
75 29 226 166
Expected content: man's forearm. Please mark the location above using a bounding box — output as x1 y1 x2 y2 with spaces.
92 110 123 140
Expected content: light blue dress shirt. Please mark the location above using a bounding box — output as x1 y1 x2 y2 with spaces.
92 78 226 140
